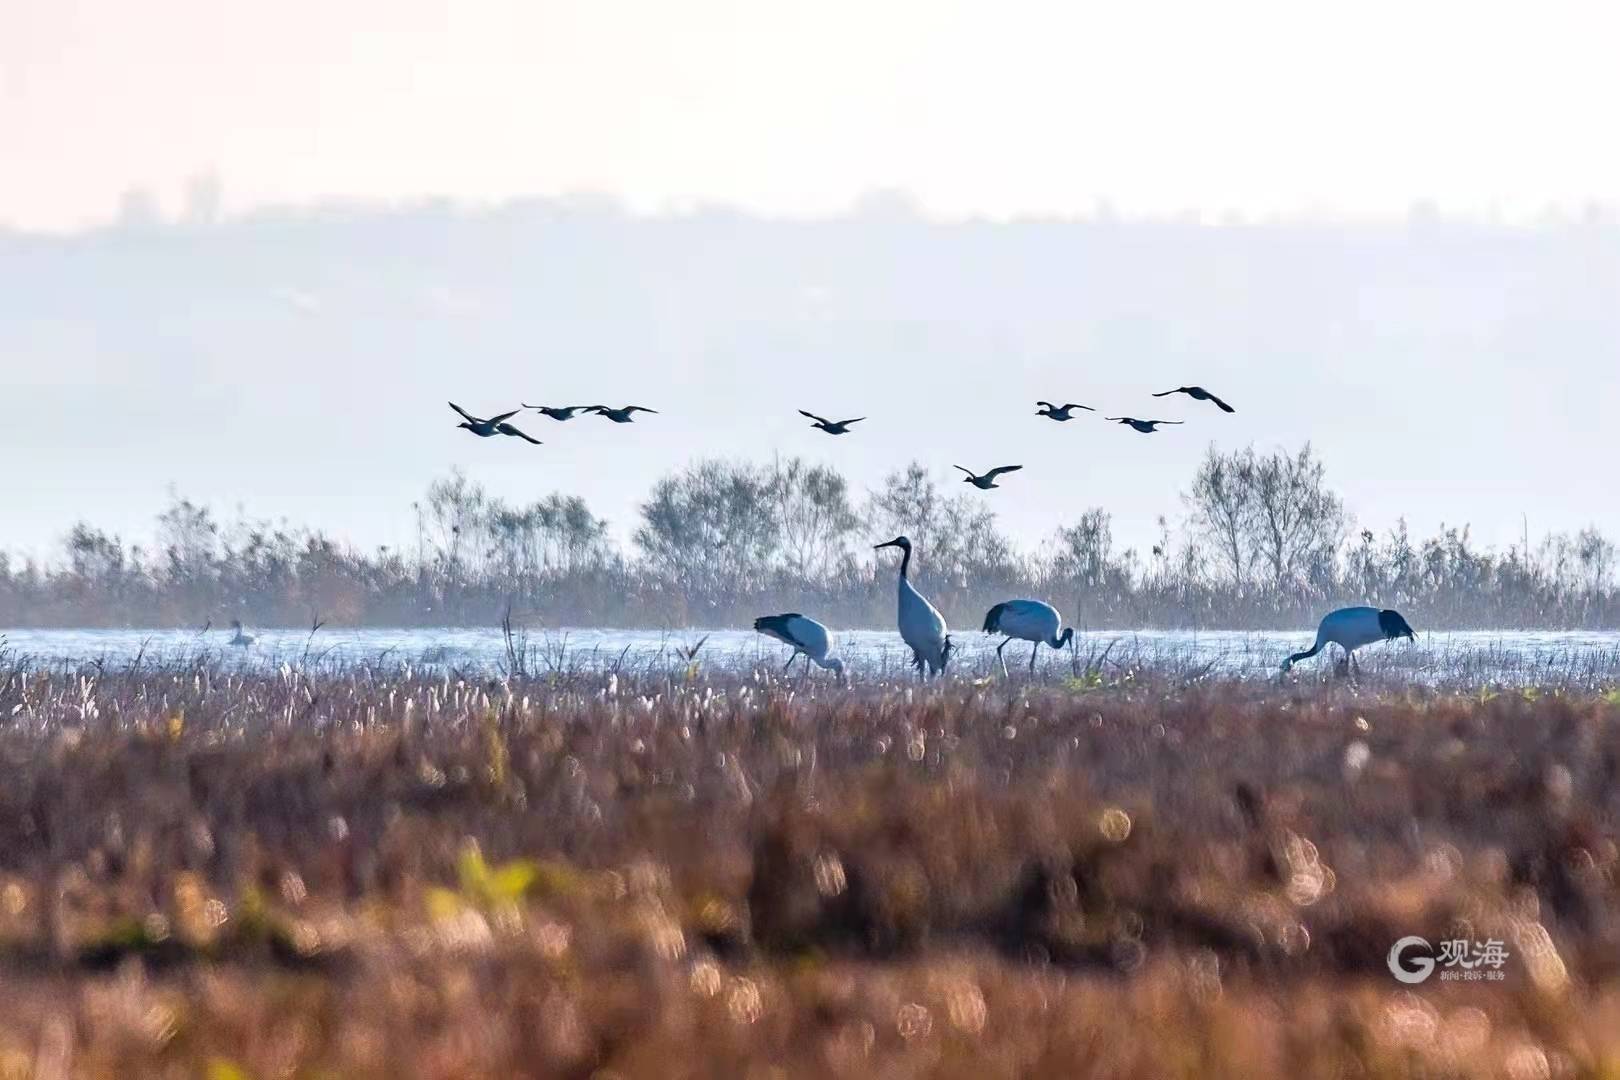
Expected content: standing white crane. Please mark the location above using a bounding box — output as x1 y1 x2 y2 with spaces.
1282 606 1416 674
753 613 846 680
982 600 1075 676
874 536 952 678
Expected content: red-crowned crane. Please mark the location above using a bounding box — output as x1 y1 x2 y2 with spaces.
982 599 1074 676
1282 606 1416 674
874 536 953 678
753 613 846 680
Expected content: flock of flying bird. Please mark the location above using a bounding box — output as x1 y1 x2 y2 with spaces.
448 401 657 442
445 385 1416 680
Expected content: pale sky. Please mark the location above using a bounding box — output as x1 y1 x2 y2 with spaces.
2 0 1618 567
6 0 1620 228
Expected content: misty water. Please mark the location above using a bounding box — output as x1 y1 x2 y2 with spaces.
4 627 1620 685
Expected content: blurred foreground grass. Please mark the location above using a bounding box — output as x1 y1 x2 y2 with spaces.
2 662 1620 1077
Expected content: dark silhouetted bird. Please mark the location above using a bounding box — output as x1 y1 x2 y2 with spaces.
1036 401 1094 421
954 464 1023 489
1152 386 1235 413
494 422 542 444
450 402 522 436
523 404 591 421
588 405 658 423
448 403 542 444
798 410 866 434
1107 417 1183 433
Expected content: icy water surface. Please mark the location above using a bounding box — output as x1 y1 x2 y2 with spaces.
3 627 1619 685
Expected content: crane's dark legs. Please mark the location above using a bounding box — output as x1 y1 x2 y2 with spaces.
1029 642 1039 674
996 638 1010 677
783 652 798 673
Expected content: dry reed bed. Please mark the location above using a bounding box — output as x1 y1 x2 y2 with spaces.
1 662 1619 1077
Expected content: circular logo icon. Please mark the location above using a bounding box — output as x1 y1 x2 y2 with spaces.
1387 936 1436 984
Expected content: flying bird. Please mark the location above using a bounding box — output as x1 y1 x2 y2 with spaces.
798 410 866 435
493 422 543 444
955 464 1023 490
588 405 658 423
1282 606 1416 675
1106 417 1183 434
1152 386 1236 413
1036 402 1095 421
449 401 522 437
523 404 592 421
753 613 846 679
874 536 952 678
982 600 1075 676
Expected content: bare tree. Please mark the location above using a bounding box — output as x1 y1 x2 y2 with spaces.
1186 443 1346 593
417 469 487 583
635 460 781 606
1576 526 1617 593
1248 444 1347 590
866 463 943 553
866 462 1013 588
768 457 858 580
156 491 220 585
1186 445 1256 589
1051 508 1115 590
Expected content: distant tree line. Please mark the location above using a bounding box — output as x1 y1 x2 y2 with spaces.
2 445 1615 630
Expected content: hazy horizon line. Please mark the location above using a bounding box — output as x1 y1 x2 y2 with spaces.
9 184 1620 238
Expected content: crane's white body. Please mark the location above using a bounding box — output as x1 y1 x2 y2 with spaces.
876 537 951 678
1282 606 1416 672
983 599 1075 675
754 613 845 678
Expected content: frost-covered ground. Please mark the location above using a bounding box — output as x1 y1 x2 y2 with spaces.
4 626 1619 686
